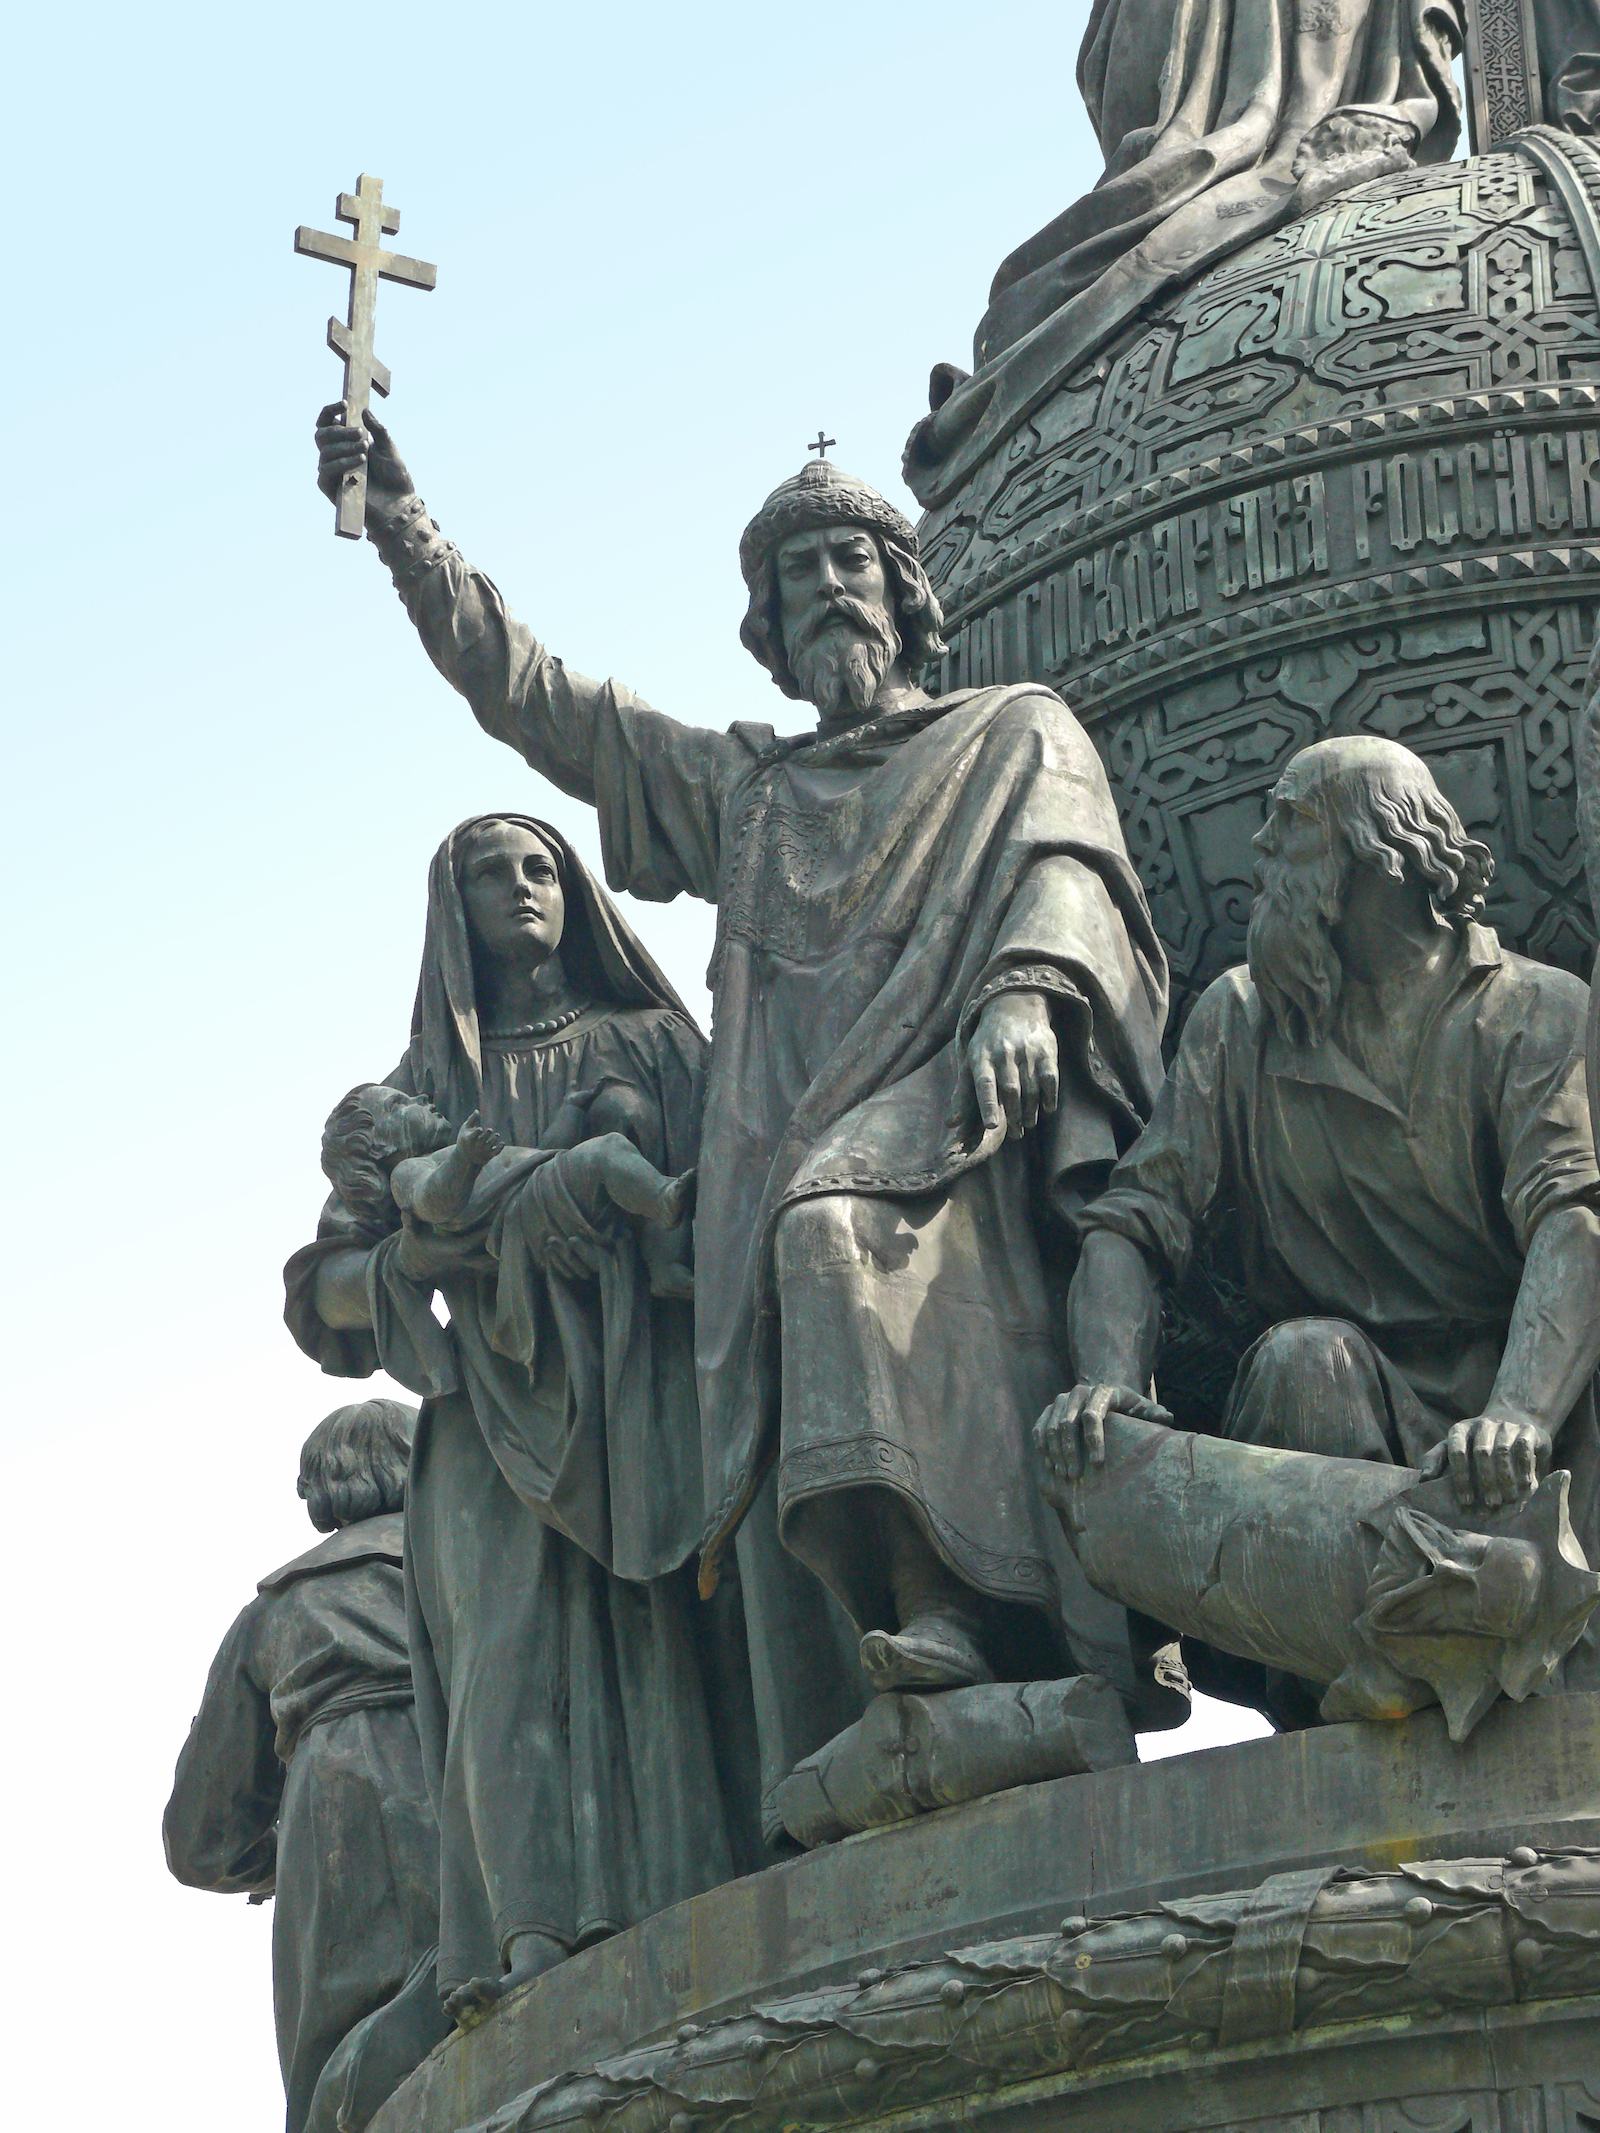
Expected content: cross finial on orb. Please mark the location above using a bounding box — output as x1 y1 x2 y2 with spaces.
808 431 836 461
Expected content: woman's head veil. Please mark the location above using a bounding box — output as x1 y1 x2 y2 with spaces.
404 814 695 1121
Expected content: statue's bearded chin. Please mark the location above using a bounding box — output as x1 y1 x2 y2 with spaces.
1247 850 1346 1047
788 596 901 726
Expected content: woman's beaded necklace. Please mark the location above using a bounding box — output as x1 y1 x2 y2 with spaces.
481 1002 588 1043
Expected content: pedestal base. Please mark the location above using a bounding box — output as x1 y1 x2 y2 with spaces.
372 1692 1600 2133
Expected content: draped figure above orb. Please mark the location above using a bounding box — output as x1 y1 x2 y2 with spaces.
904 0 1600 508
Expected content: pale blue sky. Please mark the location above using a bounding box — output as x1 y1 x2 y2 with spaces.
2 6 1265 2123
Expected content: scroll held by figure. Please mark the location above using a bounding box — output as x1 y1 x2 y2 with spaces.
1037 736 1600 1735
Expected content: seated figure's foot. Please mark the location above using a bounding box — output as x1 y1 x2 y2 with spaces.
1291 107 1418 202
859 1611 993 1693
443 1976 497 2031
443 1930 566 2031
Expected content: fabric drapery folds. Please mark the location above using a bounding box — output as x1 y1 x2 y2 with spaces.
904 0 1465 505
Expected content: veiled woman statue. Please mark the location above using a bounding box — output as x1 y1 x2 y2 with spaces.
285 814 761 2023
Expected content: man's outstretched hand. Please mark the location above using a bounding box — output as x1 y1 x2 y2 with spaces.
964 990 1059 1140
1418 1414 1551 1511
1036 1382 1173 1482
314 404 417 521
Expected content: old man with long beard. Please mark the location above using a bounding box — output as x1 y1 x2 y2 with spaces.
314 410 1174 1830
1043 736 1600 1720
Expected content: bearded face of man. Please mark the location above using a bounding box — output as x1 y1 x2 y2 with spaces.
775 525 903 727
1247 798 1349 1047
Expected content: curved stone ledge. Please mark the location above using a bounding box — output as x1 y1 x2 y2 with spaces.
457 1850 1600 2133
375 1693 1600 2133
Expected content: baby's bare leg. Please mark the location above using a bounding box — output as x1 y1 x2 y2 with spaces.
569 1133 694 1228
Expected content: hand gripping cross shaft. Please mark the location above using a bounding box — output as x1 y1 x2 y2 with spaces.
295 173 437 537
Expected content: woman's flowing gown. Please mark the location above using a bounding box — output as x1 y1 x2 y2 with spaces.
398 1012 762 1987
285 816 764 1996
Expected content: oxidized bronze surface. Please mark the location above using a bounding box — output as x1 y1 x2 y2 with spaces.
920 133 1600 1020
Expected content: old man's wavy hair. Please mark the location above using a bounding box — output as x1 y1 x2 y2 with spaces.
1286 736 1496 926
738 460 947 700
298 1399 418 1531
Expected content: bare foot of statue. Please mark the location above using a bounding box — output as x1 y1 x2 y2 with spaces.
653 1166 697 1229
859 1611 994 1693
443 1930 566 2031
644 1255 696 1301
1291 107 1417 207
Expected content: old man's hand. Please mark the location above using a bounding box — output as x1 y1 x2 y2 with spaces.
965 990 1059 1140
1418 1414 1551 1511
1036 1382 1174 1482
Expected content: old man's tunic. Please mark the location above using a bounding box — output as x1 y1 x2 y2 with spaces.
381 523 1170 1791
1080 929 1600 1686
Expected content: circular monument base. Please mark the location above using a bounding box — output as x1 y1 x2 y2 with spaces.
374 1694 1600 2133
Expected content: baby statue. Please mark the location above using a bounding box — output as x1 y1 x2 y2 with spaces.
320 1082 696 1298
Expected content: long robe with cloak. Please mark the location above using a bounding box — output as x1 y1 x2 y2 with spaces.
981 0 1465 364
366 523 1175 1818
163 1514 440 2133
284 817 763 1993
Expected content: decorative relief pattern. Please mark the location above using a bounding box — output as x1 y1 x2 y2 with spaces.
918 146 1600 1020
1466 0 1541 149
456 1848 1600 2133
714 771 865 966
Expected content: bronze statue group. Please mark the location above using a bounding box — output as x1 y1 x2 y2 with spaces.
164 417 1600 2133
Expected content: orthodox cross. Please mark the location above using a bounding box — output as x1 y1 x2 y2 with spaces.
1461 0 1544 149
808 431 836 460
295 174 438 538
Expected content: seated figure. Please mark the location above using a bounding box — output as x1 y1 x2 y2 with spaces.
902 2 1600 507
1042 736 1600 1721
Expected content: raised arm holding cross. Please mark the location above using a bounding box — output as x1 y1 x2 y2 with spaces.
306 385 1180 1759
295 174 436 537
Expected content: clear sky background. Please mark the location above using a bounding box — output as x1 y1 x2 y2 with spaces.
3 5 1266 2124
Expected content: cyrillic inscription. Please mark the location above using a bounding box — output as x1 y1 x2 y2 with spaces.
942 431 1600 688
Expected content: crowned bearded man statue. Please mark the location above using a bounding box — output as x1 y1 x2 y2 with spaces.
314 410 1177 1827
